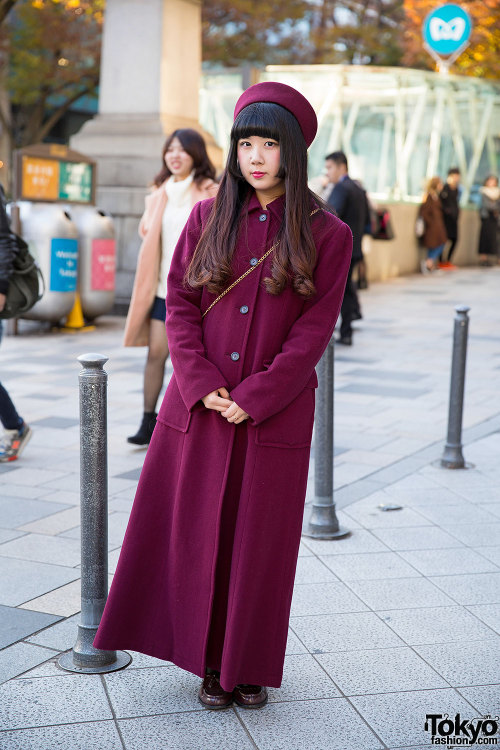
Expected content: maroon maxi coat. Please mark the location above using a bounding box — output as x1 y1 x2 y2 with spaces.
94 192 352 692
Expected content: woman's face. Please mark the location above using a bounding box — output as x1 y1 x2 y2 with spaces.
237 135 284 203
485 176 499 188
164 137 194 181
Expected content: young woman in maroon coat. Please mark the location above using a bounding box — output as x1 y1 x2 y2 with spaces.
94 82 352 710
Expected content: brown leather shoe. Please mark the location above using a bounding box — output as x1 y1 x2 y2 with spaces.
233 684 268 708
198 672 233 710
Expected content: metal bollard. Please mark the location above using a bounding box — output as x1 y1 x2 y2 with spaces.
303 340 350 539
59 354 131 673
441 305 470 469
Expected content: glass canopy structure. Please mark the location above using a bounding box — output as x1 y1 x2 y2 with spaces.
200 65 500 205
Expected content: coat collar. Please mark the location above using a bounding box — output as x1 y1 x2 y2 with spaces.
247 190 286 220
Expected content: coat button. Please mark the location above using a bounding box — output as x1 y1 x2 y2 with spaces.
250 257 258 266
259 213 267 222
239 305 249 314
230 352 240 361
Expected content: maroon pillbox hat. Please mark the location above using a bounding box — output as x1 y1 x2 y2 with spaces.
233 82 318 148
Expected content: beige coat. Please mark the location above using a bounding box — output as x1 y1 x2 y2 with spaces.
123 178 218 347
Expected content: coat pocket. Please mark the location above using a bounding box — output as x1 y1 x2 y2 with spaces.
157 376 192 433
255 386 315 448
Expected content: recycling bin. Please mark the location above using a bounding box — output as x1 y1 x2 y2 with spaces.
69 206 116 320
15 202 78 322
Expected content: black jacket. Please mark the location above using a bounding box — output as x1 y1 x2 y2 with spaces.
439 184 460 240
327 175 367 262
0 185 16 295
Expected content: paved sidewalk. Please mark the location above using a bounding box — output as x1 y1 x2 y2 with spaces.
0 267 499 749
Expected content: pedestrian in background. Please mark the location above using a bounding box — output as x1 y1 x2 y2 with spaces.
439 167 461 268
0 185 31 462
325 151 366 345
420 176 447 273
477 175 500 267
125 129 218 445
95 82 351 710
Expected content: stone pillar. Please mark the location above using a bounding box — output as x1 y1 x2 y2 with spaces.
71 0 220 310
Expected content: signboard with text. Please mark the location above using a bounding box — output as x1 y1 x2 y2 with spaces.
15 144 96 204
91 238 116 291
50 238 78 292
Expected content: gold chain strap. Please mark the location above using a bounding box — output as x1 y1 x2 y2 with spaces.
201 208 319 319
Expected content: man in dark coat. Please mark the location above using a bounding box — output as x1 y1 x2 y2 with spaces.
0 185 32 461
325 151 367 345
439 167 461 266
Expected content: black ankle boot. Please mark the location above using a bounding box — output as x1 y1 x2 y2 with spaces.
127 411 157 445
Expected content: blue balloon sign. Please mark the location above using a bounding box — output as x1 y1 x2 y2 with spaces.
423 4 472 56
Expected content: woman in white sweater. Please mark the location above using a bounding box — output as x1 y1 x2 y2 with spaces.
126 129 218 445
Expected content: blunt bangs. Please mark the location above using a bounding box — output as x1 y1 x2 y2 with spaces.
231 102 290 143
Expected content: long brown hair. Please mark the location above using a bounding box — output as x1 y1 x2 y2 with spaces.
153 129 216 188
185 102 327 298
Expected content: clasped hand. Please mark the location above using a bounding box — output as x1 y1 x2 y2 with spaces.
201 388 249 424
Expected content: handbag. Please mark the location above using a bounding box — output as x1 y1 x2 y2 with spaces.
202 208 319 318
0 232 44 320
415 215 425 238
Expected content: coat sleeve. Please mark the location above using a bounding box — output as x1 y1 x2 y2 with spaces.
230 218 352 425
165 200 228 411
327 182 347 219
0 187 15 295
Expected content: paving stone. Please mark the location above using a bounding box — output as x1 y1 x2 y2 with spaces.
0 642 55 684
370 526 464 551
429 572 500 605
320 552 422 581
444 523 500 547
0 529 24 544
398 548 500 576
285 628 308 655
0 533 80 566
31 417 79 428
293 556 338 584
457 684 500 716
291 581 368 616
0 673 112 729
350 689 475 747
302 529 390 556
317 647 447 695
348 577 456 610
16 659 69 679
338 383 429 398
269 654 340 702
0 497 70 529
414 503 500 526
125 650 171 669
26 613 80 651
378 605 497 645
343 368 426 382
415 638 500 686
290 612 404 654
236 697 383 750
18 507 81 535
0 558 79 607
118 711 255 750
466 603 500 634
3 467 72 488
104 664 200 717
0 605 61 649
383 486 468 505
0 721 123 750
343 503 431 529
